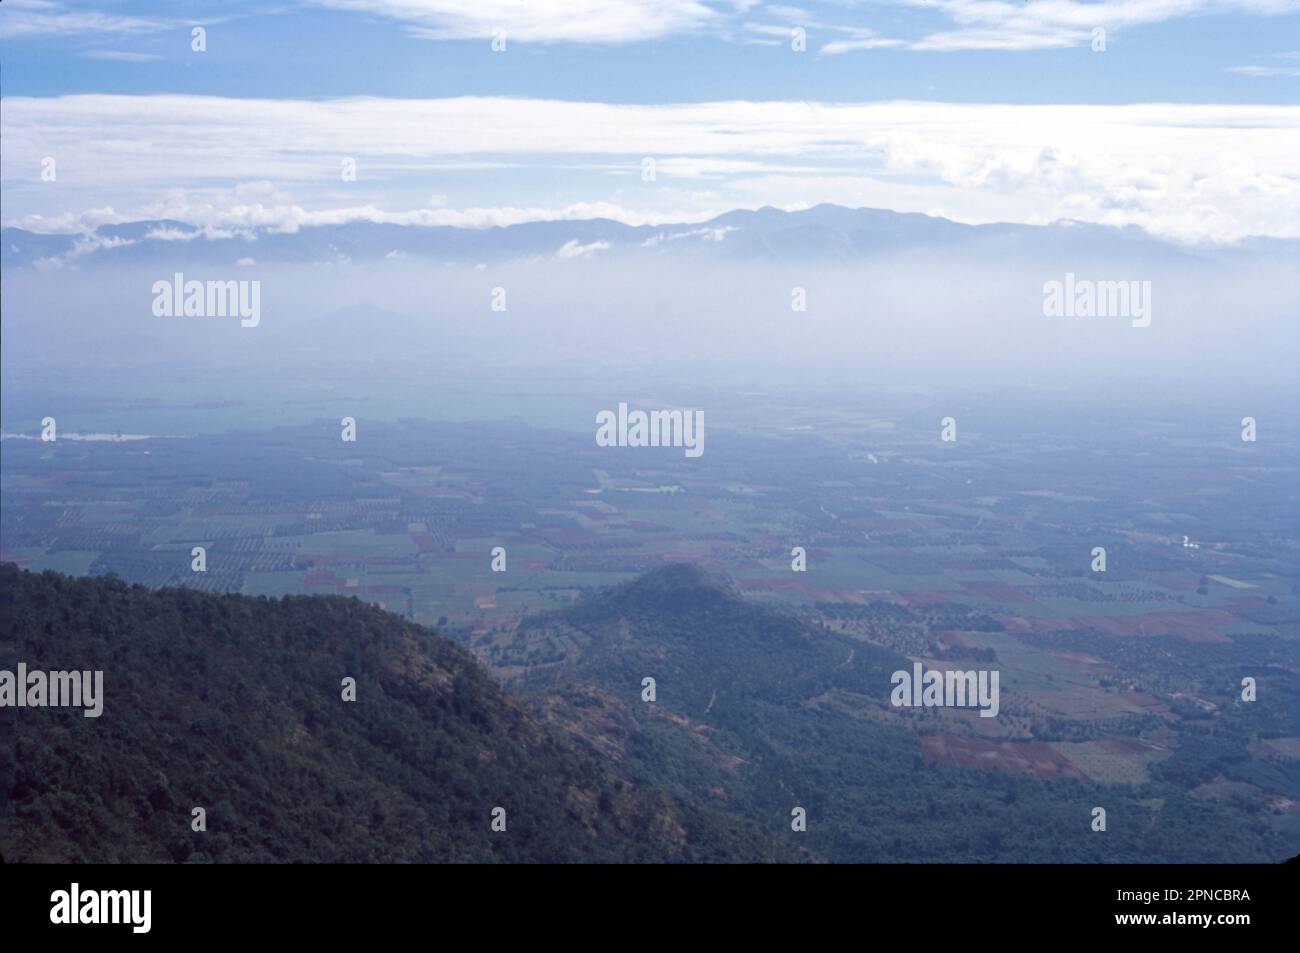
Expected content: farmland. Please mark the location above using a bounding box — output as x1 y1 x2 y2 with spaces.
3 388 1297 840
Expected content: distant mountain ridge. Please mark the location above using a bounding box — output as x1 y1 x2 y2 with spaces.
6 204 1288 270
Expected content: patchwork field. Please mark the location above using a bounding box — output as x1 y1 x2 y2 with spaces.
3 408 1297 843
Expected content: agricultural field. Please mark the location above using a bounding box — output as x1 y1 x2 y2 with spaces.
3 397 1297 833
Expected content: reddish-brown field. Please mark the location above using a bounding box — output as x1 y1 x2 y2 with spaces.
920 734 1087 780
961 580 1032 603
999 611 1235 643
899 590 958 605
1152 573 1200 591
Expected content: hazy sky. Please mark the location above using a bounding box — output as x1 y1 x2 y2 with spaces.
3 1 1299 244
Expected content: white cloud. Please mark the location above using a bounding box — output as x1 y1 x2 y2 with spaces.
744 22 801 39
827 0 1299 54
32 232 135 270
299 0 1294 52
5 0 1293 52
641 225 738 245
650 157 796 178
556 239 611 259
820 35 905 54
81 50 164 62
1228 65 1300 77
305 0 1299 52
4 95 1298 244
9 182 722 236
309 0 721 43
765 5 812 19
0 0 169 39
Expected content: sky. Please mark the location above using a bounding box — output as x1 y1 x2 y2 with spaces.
2 0 1300 244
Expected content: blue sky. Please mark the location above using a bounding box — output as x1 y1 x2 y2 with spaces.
5 0 1299 103
3 1 1299 243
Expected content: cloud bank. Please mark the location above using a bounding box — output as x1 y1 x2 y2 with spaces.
5 95 1299 244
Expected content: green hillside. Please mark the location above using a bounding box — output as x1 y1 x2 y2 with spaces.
493 565 1294 863
0 563 795 863
3 562 1291 863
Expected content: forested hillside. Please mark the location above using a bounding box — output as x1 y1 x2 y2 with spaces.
495 565 1295 863
3 563 1292 863
0 564 795 863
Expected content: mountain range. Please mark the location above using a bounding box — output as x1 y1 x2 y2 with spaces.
6 204 1294 271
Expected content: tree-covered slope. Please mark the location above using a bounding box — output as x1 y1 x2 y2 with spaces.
492 565 1295 863
0 564 795 863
